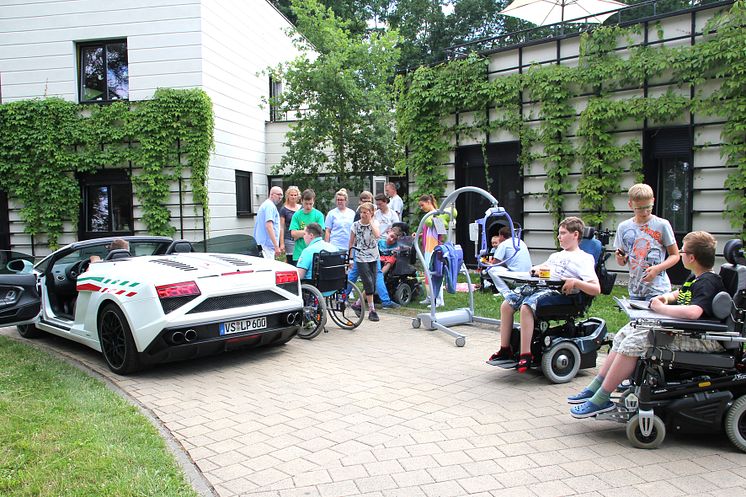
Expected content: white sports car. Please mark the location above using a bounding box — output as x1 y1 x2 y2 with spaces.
0 236 303 374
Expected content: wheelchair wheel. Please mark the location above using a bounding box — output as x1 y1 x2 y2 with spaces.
327 283 365 330
725 395 746 452
626 414 666 449
394 282 413 306
540 342 581 384
299 284 327 339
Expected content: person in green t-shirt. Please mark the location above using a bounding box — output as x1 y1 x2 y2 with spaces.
289 189 326 261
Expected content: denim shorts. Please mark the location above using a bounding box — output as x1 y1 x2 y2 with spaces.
503 287 575 314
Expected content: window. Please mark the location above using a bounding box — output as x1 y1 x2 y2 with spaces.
78 39 128 103
269 77 284 121
79 170 133 239
236 171 253 216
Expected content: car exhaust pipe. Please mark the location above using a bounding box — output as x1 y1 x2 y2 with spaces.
286 312 296 325
171 331 185 344
184 329 197 342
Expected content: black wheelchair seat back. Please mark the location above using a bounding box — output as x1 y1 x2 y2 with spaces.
389 236 417 277
312 250 348 294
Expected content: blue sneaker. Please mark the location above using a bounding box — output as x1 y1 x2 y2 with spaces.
567 388 595 405
570 400 615 419
382 301 401 309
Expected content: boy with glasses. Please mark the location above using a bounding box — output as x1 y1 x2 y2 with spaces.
569 231 725 417
614 183 679 300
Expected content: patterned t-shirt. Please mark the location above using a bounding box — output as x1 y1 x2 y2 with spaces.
676 272 725 318
351 221 379 263
614 215 676 299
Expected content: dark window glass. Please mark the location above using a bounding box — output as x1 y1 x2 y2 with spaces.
79 40 128 102
236 171 252 216
658 159 691 233
80 171 133 239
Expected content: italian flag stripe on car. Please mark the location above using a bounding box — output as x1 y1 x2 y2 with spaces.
77 276 141 297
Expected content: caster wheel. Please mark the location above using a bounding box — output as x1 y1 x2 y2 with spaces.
412 317 421 329
455 337 465 347
626 414 666 449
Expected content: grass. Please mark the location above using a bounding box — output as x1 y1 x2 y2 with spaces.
0 336 198 497
397 278 630 333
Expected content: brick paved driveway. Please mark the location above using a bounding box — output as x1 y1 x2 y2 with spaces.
4 313 746 497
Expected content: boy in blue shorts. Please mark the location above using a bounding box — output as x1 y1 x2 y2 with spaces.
487 217 601 372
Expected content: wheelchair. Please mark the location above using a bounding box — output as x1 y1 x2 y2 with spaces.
495 227 615 383
596 239 746 452
382 233 423 306
299 250 365 339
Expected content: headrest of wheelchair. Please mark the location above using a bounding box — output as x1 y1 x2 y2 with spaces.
712 291 733 321
105 249 131 261
582 226 596 240
391 222 409 235
724 239 746 266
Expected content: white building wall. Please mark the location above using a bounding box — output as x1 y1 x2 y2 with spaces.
199 0 299 237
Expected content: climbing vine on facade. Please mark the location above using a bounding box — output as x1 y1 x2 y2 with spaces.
0 89 213 247
395 2 746 236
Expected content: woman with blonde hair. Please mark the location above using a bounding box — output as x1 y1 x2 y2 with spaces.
325 188 355 251
279 185 301 265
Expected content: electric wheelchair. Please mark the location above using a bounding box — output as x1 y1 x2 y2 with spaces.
382 232 422 306
597 239 746 451
496 227 616 383
299 250 365 339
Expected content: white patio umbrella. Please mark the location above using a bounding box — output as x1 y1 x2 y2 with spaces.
499 0 628 25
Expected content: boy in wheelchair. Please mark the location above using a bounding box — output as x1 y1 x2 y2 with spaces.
487 217 601 374
569 231 727 418
380 224 421 305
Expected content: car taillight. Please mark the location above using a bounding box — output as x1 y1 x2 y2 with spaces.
275 271 298 285
156 281 201 299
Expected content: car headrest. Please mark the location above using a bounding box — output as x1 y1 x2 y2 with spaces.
165 240 194 254
105 249 131 261
712 291 733 321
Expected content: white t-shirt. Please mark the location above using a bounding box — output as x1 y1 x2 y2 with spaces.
545 249 597 293
388 194 403 218
374 208 399 237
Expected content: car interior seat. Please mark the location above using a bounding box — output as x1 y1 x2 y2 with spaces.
104 248 131 261
165 240 194 255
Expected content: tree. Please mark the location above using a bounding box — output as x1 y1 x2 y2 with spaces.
267 0 401 209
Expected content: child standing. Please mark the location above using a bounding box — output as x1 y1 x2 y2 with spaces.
349 202 381 322
614 183 679 300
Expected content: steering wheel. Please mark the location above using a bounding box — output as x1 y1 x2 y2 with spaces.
65 259 90 283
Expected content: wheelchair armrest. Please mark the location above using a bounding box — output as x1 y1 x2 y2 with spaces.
651 318 729 334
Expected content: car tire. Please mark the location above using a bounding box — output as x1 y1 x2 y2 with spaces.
17 324 42 339
98 304 142 375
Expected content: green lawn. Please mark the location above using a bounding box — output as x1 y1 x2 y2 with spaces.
0 336 198 497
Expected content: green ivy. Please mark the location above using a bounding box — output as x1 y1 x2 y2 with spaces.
0 89 213 247
395 2 746 237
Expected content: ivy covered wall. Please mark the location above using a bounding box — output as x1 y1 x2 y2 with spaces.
395 1 745 239
0 88 214 249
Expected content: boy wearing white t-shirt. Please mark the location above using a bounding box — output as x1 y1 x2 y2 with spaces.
487 217 600 372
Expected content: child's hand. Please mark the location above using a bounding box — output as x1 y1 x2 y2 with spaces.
615 248 628 265
642 265 659 283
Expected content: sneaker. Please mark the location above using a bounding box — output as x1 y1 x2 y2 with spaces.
351 301 361 311
616 379 632 393
368 310 380 322
516 354 532 373
570 400 615 419
382 301 401 309
486 348 513 366
567 388 595 404
419 298 431 305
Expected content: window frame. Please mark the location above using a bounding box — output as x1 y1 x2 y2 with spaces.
78 170 134 240
235 170 254 217
77 38 129 104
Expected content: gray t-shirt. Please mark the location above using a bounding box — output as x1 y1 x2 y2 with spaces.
614 215 675 299
351 221 379 262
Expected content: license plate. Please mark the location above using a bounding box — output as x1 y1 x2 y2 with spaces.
219 316 267 335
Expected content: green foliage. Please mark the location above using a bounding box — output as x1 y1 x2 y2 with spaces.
396 3 746 236
0 89 213 247
268 0 401 204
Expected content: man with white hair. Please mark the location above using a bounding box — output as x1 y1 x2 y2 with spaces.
253 186 283 259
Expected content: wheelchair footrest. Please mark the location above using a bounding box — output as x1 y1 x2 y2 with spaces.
496 360 518 369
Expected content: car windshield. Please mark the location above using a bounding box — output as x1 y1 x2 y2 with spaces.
0 250 35 275
192 235 261 257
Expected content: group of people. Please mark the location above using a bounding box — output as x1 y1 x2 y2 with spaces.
253 183 406 322
484 183 727 421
